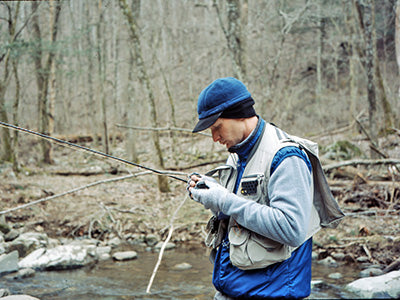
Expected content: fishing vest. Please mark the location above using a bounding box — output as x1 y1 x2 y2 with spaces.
205 123 345 270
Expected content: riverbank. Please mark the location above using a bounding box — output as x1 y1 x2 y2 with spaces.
2 163 398 272
1 226 399 299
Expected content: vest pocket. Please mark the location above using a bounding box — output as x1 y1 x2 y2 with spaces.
228 225 250 267
229 224 292 270
238 174 265 204
247 232 291 265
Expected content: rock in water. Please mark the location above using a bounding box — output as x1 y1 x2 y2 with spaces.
172 262 192 271
0 250 19 274
19 245 97 270
346 270 400 299
112 251 138 261
8 232 49 257
154 241 176 250
1 296 40 300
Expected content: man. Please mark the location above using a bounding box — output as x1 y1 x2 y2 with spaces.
187 77 344 299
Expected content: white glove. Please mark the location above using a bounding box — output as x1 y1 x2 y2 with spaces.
190 179 230 212
186 172 217 196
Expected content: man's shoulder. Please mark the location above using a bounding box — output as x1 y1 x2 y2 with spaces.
271 146 311 174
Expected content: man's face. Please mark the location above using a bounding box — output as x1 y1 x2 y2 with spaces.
209 118 246 149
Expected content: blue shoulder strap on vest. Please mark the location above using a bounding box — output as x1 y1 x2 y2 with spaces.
271 146 312 175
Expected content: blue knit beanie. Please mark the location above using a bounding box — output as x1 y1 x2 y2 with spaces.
193 77 253 133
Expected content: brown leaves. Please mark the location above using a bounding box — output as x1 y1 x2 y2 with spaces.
358 225 370 236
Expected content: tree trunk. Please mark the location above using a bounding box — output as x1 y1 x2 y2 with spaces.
362 0 378 158
371 1 393 132
354 0 394 134
31 1 62 164
0 83 12 162
47 0 57 161
153 52 179 164
112 2 121 148
316 5 326 103
96 0 109 154
0 2 21 164
126 49 139 164
119 0 170 193
214 0 247 82
395 0 400 127
85 2 96 140
345 1 359 130
11 58 20 172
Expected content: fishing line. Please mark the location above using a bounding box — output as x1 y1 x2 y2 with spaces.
0 121 187 183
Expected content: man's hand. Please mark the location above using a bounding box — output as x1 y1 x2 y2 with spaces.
186 173 202 196
187 173 229 212
187 173 215 196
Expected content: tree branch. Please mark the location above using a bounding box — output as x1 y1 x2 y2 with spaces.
116 123 211 137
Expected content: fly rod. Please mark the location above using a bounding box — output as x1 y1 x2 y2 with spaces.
0 121 187 183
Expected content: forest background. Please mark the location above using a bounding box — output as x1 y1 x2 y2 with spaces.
0 0 400 246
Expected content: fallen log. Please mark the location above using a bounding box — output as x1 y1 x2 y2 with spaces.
324 158 400 172
383 257 400 273
51 166 120 176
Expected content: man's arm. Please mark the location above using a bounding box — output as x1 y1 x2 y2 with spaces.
190 155 312 247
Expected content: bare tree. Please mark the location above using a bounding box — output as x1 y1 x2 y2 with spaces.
395 0 400 125
31 1 62 164
359 0 378 157
371 2 394 132
11 54 21 172
316 3 326 100
344 0 359 125
112 1 122 148
119 0 170 193
1 0 399 166
214 0 247 82
354 0 394 136
85 1 97 139
95 0 109 154
126 48 139 164
0 2 20 164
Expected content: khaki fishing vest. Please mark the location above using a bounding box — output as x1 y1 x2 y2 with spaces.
205 123 345 270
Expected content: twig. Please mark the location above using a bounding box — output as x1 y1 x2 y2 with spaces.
369 144 388 159
112 207 147 215
354 115 388 158
146 195 188 294
362 244 372 261
0 171 151 215
391 127 400 136
98 202 116 223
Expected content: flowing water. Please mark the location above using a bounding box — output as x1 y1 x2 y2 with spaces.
4 246 360 299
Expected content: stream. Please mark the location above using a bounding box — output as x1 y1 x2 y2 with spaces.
4 246 360 299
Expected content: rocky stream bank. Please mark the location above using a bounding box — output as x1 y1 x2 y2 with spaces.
1 222 400 299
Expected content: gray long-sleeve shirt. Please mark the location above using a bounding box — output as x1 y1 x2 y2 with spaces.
219 155 312 247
